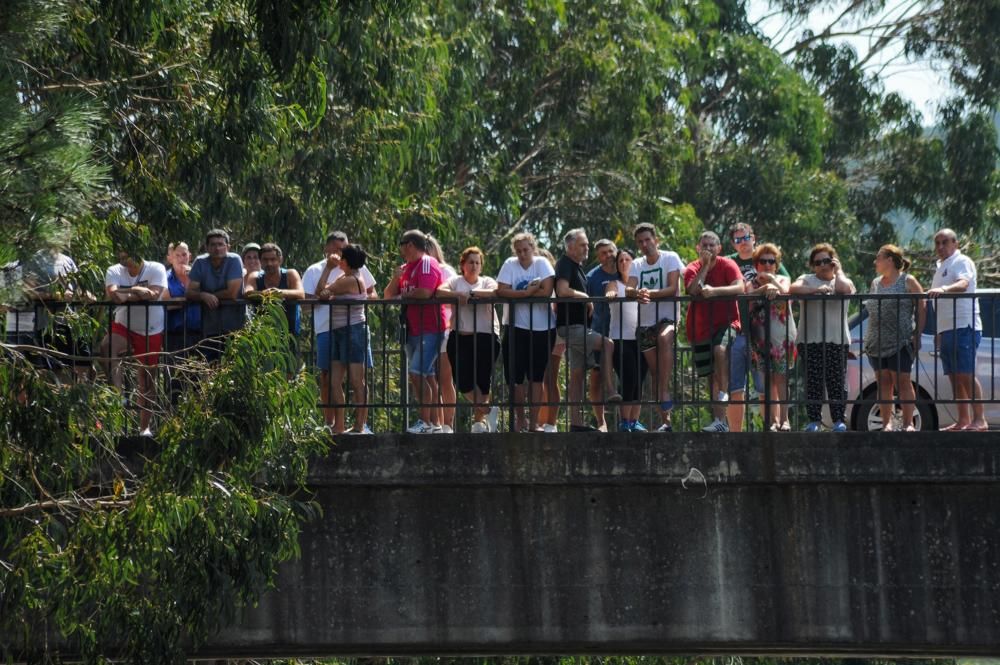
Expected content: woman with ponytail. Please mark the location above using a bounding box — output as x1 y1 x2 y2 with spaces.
864 244 926 431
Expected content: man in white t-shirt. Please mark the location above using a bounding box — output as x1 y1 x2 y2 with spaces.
302 230 376 427
496 232 555 432
928 228 987 431
626 222 685 431
98 250 168 436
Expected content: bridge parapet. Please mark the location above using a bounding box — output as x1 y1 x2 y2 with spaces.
207 432 1000 659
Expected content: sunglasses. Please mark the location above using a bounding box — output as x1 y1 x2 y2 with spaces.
756 258 777 265
732 234 753 243
812 257 833 267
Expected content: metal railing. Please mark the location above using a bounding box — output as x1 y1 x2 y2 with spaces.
2 292 996 433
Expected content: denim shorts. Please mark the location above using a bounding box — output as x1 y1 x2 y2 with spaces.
940 327 981 375
871 344 914 373
317 324 373 369
728 332 763 393
405 331 444 376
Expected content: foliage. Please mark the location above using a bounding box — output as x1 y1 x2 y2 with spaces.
4 0 999 283
0 300 327 664
3 0 1000 654
0 1 108 272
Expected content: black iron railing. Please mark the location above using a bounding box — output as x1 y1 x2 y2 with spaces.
2 292 996 434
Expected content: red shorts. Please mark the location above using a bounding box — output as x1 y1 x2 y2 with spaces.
111 322 163 367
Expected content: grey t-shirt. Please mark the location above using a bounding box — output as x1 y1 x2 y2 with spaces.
189 253 246 335
2 252 78 334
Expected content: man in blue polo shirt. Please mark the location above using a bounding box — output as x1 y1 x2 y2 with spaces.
585 238 618 431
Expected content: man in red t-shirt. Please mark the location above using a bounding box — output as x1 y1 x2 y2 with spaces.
384 229 446 433
683 231 744 433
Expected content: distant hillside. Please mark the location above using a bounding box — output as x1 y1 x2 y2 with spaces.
886 111 1000 245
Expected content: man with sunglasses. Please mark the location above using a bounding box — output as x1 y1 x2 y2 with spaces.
726 223 789 431
928 228 987 431
385 229 446 434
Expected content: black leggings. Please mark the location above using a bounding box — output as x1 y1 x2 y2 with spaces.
612 339 648 402
447 332 501 395
798 343 848 422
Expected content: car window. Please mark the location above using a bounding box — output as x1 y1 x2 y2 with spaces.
981 296 997 338
923 302 937 335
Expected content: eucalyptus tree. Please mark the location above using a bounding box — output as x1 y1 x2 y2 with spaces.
0 302 327 664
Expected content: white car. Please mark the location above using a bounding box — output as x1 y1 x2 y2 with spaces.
845 289 1000 431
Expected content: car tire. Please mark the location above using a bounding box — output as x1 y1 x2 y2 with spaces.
851 384 936 432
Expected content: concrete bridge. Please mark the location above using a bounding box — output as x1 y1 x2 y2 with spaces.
204 432 1000 659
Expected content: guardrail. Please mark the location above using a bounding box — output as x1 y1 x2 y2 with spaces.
2 292 996 434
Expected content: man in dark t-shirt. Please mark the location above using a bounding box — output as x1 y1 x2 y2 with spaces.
725 222 790 431
585 238 619 431
554 228 621 430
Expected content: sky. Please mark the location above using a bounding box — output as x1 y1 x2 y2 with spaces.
747 0 953 123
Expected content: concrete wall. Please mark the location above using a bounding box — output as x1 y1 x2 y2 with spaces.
206 432 1000 658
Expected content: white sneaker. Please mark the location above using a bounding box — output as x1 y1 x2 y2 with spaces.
471 420 488 433
139 427 153 437
487 406 499 433
406 419 440 434
701 418 729 433
541 423 558 433
440 425 454 434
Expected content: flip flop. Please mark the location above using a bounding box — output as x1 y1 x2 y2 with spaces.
968 423 989 432
940 423 965 432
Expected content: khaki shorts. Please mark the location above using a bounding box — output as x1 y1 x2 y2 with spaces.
556 324 601 370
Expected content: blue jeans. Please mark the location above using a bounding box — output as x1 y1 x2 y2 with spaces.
728 333 763 393
405 332 444 376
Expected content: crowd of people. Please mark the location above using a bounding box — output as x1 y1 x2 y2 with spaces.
1 224 990 435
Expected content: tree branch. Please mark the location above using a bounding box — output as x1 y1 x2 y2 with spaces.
0 497 131 518
21 62 191 93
